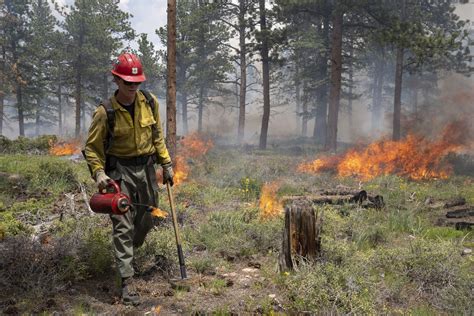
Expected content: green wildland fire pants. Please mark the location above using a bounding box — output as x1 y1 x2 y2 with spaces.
107 156 159 278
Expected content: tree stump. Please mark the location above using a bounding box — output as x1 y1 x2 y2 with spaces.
279 201 323 271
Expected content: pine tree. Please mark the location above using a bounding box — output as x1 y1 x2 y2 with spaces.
28 0 57 136
60 0 134 137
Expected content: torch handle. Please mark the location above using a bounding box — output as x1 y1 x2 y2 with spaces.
107 180 121 194
166 182 187 279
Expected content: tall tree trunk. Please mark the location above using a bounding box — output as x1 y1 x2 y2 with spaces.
348 47 354 130
393 0 405 141
81 100 86 134
393 46 404 141
102 72 108 101
74 68 82 138
295 63 301 133
17 84 25 136
0 45 5 135
325 9 343 152
412 75 418 114
181 92 188 135
237 0 247 143
57 76 62 135
258 0 270 150
302 82 308 137
198 86 204 132
35 98 40 136
177 62 187 135
371 49 385 137
314 11 329 145
166 0 177 159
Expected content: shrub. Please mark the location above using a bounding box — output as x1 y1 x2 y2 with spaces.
0 135 56 154
371 239 473 313
189 209 282 257
189 256 216 275
0 212 33 238
283 262 376 314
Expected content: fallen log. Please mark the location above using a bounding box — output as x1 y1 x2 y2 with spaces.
279 202 322 271
444 197 466 209
446 208 474 218
455 222 474 230
282 190 384 210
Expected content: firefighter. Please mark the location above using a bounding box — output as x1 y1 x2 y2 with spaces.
84 52 174 306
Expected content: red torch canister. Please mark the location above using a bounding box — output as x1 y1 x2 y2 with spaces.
89 180 131 215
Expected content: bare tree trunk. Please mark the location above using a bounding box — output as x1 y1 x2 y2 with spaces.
325 9 343 152
0 45 5 136
57 75 62 135
81 100 86 134
412 75 418 114
371 49 385 137
102 72 108 101
167 0 177 159
295 63 301 133
302 82 308 137
35 98 40 136
259 0 270 150
393 46 404 141
314 12 329 145
181 92 188 135
348 47 354 131
17 84 25 137
237 0 247 143
74 69 81 138
0 90 3 136
392 0 405 141
198 86 204 132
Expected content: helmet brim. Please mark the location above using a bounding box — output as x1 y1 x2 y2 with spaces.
111 70 146 82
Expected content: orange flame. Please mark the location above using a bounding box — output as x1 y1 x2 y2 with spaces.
173 156 189 185
49 139 81 156
157 133 214 186
180 132 214 158
174 133 214 185
298 121 468 180
150 207 168 219
259 182 283 219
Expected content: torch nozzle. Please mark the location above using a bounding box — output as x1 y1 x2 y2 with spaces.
122 202 169 218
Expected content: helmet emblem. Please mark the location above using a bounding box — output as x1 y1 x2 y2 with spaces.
132 67 138 74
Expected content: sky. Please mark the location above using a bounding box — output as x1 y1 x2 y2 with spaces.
53 0 168 50
117 0 168 50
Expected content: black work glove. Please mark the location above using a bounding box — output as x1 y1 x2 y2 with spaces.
162 162 174 186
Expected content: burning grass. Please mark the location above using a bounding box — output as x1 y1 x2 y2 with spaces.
48 138 82 156
298 121 470 180
258 182 283 220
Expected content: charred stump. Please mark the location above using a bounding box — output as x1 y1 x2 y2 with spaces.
279 202 323 271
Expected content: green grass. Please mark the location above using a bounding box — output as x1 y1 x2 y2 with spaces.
1 146 473 314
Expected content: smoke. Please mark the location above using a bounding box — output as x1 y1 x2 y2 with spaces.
404 74 474 148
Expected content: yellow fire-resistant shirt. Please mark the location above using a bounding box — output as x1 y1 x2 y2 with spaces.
84 90 171 177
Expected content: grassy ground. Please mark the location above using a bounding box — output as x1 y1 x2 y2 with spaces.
0 142 472 314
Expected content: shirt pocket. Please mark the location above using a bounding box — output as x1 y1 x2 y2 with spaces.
138 116 156 147
139 116 156 128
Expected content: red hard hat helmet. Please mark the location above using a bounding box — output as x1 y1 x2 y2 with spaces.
111 52 146 82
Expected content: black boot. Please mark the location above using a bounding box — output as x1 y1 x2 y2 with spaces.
121 277 140 306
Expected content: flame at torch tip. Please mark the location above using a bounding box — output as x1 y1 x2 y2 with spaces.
150 207 168 218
